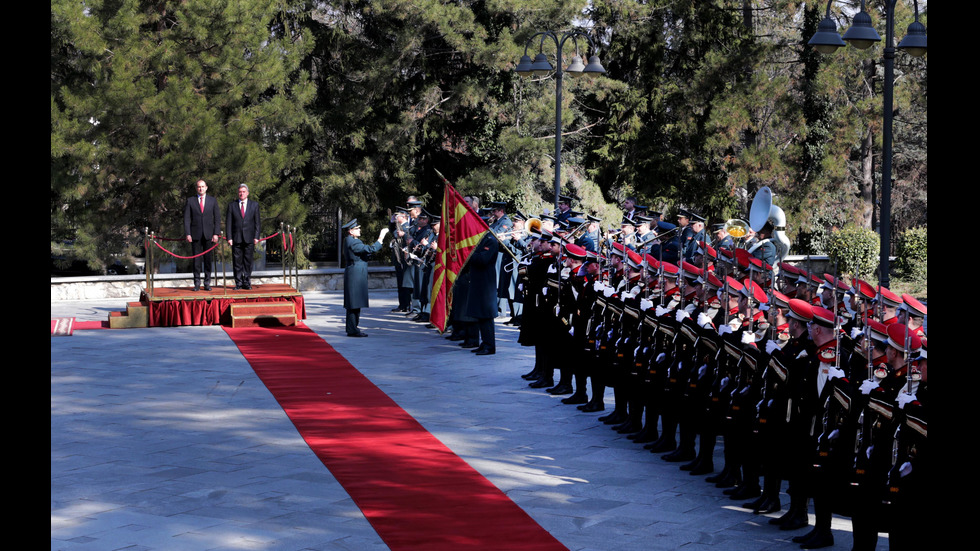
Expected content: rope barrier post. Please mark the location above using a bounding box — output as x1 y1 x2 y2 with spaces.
221 230 227 296
281 222 286 285
293 226 299 290
145 227 151 299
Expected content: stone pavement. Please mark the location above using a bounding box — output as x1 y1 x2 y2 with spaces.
51 290 874 550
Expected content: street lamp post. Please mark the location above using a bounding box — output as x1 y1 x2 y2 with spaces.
515 30 605 212
807 0 926 288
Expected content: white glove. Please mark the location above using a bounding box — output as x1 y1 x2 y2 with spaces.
676 310 690 322
897 392 917 409
378 227 389 240
859 379 879 395
547 264 557 273
851 327 863 340
828 366 846 380
828 429 840 441
593 281 605 293
741 331 755 345
603 287 614 297
899 461 913 478
766 340 780 355
656 305 670 317
697 312 712 329
718 324 732 336
569 327 575 336
656 353 666 364
640 299 653 311
542 287 548 296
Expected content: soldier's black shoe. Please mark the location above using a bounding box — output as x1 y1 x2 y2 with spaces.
645 438 676 453
743 496 766 510
662 447 696 462
705 466 730 484
528 379 554 388
689 460 713 475
753 497 781 515
579 401 605 412
727 484 761 500
714 470 741 488
599 410 627 425
521 368 540 380
561 393 588 405
627 427 657 442
615 422 642 434
475 348 495 356
779 515 809 531
794 528 833 548
547 383 573 395
459 341 480 348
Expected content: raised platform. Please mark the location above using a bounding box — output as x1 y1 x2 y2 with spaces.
119 284 308 328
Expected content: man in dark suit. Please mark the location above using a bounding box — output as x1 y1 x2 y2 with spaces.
184 179 222 291
226 183 261 289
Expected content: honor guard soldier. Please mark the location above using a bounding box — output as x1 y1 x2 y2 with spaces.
850 323 922 551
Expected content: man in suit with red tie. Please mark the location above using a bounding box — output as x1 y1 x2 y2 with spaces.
226 183 261 290
184 179 222 291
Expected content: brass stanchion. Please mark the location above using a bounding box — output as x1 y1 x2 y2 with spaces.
221 230 227 296
144 227 152 298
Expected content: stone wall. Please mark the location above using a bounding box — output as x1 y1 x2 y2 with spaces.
51 267 398 301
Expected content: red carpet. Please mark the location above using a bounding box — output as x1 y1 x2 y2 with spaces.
224 325 566 551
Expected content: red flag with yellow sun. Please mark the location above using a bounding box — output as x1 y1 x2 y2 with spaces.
428 175 489 333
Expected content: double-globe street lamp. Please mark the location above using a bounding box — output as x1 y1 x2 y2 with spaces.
515 30 606 212
807 0 926 288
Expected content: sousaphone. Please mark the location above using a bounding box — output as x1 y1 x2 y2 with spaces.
749 186 791 262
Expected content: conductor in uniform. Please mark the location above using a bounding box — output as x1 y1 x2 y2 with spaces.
342 219 389 337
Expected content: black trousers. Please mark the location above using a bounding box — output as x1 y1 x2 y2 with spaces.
190 237 214 285
231 241 255 287
345 308 361 335
477 317 495 351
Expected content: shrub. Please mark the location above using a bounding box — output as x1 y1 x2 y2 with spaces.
895 226 927 280
825 225 880 280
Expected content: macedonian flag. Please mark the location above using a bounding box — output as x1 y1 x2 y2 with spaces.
429 176 489 333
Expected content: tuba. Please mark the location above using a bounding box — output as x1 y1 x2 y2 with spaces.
749 186 791 263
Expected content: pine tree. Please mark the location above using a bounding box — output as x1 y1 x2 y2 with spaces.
51 0 314 273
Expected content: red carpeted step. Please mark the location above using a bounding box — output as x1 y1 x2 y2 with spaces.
224 325 566 551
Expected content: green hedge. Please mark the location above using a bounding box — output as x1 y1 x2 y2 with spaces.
825 225 880 280
896 226 927 280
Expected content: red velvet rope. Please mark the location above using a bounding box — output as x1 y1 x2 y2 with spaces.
149 232 282 260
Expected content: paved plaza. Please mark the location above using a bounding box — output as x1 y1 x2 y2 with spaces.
51 290 873 550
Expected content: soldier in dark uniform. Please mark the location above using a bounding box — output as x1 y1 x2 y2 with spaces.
489 201 514 319
342 219 389 337
527 231 561 388
682 210 706 263
555 194 574 225
407 211 434 321
711 223 735 251
563 247 601 405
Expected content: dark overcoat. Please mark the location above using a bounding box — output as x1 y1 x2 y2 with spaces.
464 233 499 320
344 235 383 309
